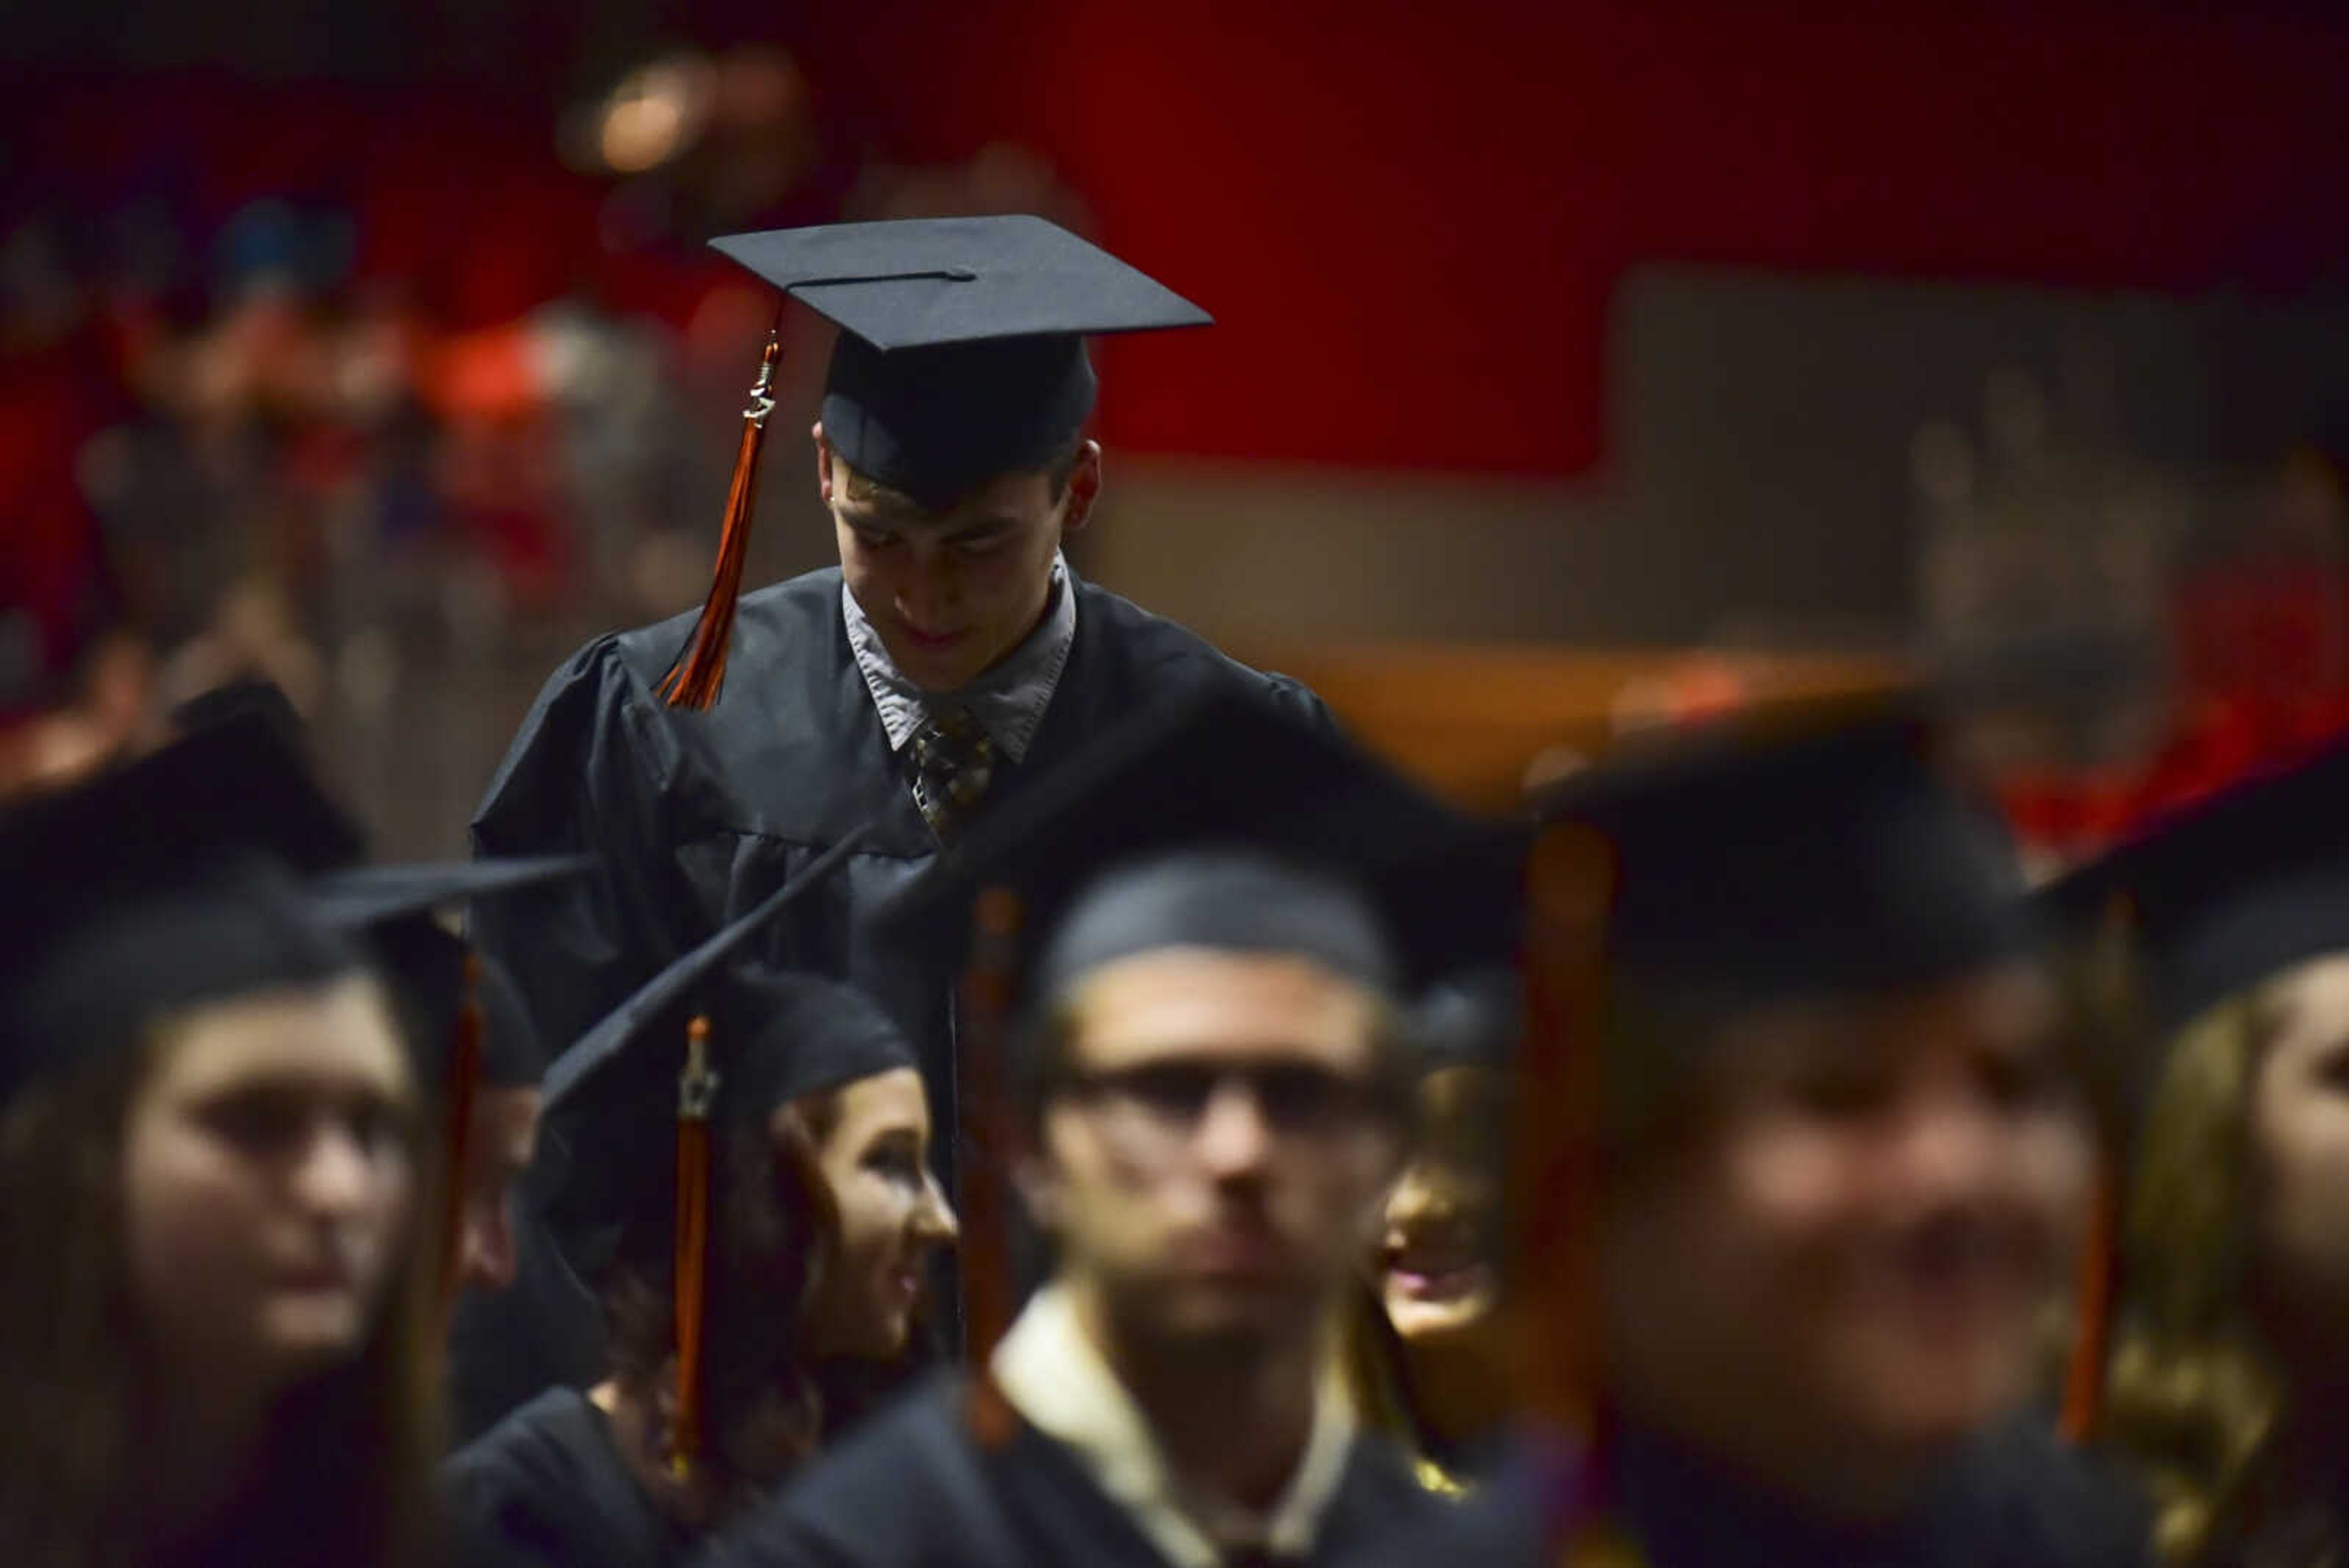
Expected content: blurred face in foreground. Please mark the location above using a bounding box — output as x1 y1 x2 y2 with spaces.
1034 948 1403 1358
1601 960 2093 1518
121 976 418 1399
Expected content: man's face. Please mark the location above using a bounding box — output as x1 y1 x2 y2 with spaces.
455 1085 541 1295
818 427 1099 693
1600 962 2093 1515
1030 948 1402 1354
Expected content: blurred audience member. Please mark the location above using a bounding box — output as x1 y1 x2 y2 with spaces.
2061 738 2349 1567
1350 970 1519 1495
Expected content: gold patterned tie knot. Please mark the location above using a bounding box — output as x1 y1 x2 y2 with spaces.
905 705 995 843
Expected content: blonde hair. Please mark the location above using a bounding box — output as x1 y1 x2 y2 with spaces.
2101 990 2286 1564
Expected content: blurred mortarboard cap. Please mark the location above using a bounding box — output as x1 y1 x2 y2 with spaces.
865 685 1527 1007
1409 967 1523 1077
169 677 309 752
307 855 598 1088
2040 732 2349 1034
711 215 1210 510
536 827 910 1285
1037 850 1403 1006
1532 691 2040 1006
0 712 365 1102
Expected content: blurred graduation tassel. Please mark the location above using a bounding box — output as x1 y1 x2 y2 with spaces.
1514 823 1613 1440
956 886 1023 1364
659 327 782 710
2060 1169 2117 1442
436 951 486 1306
2061 886 2135 1444
1516 823 1622 1561
669 1016 719 1477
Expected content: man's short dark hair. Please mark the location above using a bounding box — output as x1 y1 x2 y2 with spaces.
836 434 1086 515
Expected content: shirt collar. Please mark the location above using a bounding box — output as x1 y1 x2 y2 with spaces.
990 1283 1359 1567
841 554 1077 765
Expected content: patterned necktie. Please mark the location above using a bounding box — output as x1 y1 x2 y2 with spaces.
905 705 996 843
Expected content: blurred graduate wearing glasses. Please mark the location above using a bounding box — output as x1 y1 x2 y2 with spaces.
702 688 1520 1568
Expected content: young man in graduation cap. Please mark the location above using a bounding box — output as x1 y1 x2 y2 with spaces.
700 687 1517 1568
470 216 1329 1096
1367 697 2153 1568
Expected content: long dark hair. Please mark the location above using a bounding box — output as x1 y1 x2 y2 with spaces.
603 1083 919 1520
0 994 440 1568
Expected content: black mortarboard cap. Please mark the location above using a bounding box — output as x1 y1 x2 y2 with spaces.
541 963 916 1290
308 856 598 1088
0 713 366 1103
711 215 1211 510
864 685 1527 1010
1531 697 2040 1006
535 827 913 1284
2041 732 2349 1034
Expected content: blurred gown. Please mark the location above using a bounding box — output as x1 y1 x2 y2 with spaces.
698 1369 1450 1568
440 1387 691 1568
1349 1415 2153 1568
450 565 1328 1438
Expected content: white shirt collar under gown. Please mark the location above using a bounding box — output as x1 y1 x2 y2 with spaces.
990 1282 1360 1568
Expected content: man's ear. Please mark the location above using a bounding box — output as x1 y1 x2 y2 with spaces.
1059 440 1104 537
812 422 835 506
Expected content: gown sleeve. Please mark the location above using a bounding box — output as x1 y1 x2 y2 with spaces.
469 634 692 1058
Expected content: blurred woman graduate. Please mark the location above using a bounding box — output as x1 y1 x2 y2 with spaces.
0 715 440 1568
2051 735 2349 1567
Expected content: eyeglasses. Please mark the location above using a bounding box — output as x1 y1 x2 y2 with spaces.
1054 1059 1402 1154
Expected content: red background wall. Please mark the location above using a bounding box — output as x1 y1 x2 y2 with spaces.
27 2 2349 478
804 2 2349 476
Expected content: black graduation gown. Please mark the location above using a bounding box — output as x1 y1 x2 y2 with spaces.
1351 1417 2153 1568
445 1204 612 1445
697 1370 1453 1568
469 564 1329 1077
440 1387 694 1568
453 567 1328 1433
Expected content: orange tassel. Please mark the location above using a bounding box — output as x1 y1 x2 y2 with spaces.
1513 824 1615 1441
659 329 782 710
1516 823 1622 1562
2060 886 2135 1444
2059 1165 2118 1442
437 951 486 1309
669 1016 719 1477
956 887 1022 1362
